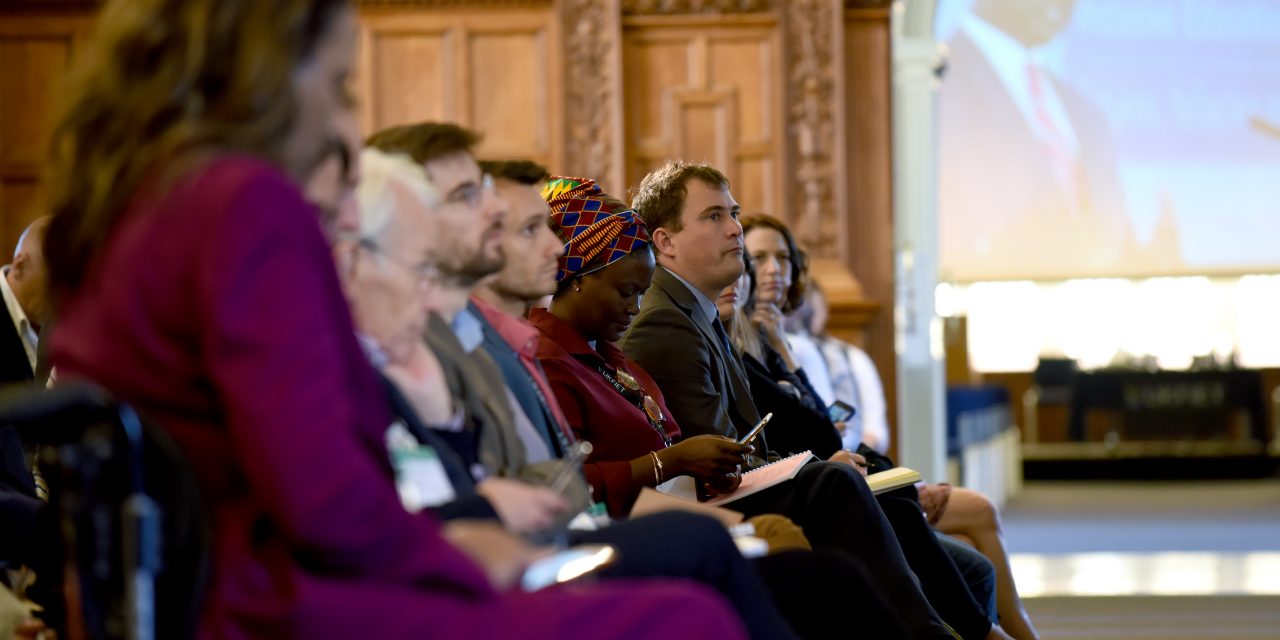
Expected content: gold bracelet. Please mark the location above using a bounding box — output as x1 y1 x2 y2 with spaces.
649 451 664 485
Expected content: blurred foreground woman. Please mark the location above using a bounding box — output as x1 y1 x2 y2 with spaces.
41 0 746 637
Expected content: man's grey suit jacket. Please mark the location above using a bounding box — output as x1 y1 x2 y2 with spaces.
619 266 761 442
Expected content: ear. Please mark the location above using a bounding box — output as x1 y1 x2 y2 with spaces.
10 251 27 277
649 226 677 262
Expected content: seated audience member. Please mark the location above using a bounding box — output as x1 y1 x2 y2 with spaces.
755 221 1040 640
355 127 798 637
789 280 889 453
621 161 1022 640
321 144 794 639
0 216 56 640
1 218 50 387
366 122 587 498
41 1 747 636
722 249 1001 634
530 175 959 639
719 259 842 457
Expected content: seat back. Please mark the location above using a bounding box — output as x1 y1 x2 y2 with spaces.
0 382 209 640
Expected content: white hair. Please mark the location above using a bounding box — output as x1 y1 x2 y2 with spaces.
352 148 439 245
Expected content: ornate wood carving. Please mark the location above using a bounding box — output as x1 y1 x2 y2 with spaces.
785 0 839 259
561 0 622 190
621 0 770 15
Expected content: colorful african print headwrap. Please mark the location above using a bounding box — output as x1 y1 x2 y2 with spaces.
543 176 651 283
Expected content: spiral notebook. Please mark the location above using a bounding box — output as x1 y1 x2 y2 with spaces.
703 451 816 507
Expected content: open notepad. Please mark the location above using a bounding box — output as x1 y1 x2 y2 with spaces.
702 451 816 507
654 451 923 507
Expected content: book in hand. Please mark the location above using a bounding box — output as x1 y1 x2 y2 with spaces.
865 466 922 495
702 451 817 507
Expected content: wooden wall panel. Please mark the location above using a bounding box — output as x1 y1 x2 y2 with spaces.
621 17 783 213
366 29 453 127
843 6 898 455
0 35 70 166
0 177 41 254
468 30 551 158
356 8 563 170
0 14 88 258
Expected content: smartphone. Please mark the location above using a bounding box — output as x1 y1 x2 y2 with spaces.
737 412 773 445
520 544 617 591
827 400 856 424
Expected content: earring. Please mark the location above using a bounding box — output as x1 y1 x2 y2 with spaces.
573 281 582 293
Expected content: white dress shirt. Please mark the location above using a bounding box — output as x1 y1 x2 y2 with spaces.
0 265 38 373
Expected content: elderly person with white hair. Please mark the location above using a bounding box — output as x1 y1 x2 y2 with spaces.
323 147 578 538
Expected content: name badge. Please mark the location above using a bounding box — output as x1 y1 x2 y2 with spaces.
386 422 457 512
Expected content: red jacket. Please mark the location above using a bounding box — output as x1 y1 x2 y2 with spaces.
529 308 685 517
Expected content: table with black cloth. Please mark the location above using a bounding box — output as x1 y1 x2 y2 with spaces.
1066 368 1266 444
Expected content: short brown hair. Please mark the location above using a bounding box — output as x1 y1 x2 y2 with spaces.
365 122 481 165
630 161 730 234
741 213 808 313
480 159 550 186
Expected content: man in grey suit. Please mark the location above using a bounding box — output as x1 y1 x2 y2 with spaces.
618 164 757 443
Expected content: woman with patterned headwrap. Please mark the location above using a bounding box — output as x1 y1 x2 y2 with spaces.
529 176 752 516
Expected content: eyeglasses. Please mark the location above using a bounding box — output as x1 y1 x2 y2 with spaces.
443 173 495 210
357 238 439 282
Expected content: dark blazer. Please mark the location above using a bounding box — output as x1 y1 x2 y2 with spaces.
424 312 591 511
619 267 760 443
742 345 842 460
378 373 499 523
0 300 35 386
423 313 521 477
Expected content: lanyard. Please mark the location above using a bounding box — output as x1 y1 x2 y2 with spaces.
593 361 673 448
516 361 575 457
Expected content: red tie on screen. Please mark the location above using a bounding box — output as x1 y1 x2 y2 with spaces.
1026 62 1084 209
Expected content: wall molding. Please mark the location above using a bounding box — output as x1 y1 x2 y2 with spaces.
621 0 770 15
844 0 892 8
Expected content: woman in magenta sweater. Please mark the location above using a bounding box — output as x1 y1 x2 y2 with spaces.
40 1 745 637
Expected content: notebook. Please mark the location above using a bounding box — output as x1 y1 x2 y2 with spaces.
703 451 817 507
866 467 923 495
631 487 745 527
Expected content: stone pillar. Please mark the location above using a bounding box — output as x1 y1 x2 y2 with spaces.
890 0 947 480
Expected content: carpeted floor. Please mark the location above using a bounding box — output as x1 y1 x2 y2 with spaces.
1002 480 1280 554
1023 595 1280 640
1000 480 1280 639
